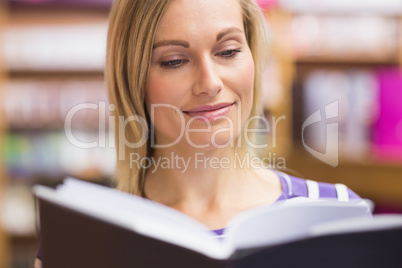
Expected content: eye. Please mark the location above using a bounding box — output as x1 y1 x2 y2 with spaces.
217 49 241 58
160 59 187 69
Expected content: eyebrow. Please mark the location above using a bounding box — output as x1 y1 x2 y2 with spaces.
153 40 190 49
152 27 243 49
216 27 243 42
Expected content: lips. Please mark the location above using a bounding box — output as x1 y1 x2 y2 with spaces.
183 102 235 121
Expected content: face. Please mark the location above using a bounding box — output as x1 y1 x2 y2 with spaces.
146 0 255 151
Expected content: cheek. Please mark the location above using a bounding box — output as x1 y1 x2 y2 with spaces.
146 71 190 107
146 72 186 142
146 73 168 106
236 55 255 112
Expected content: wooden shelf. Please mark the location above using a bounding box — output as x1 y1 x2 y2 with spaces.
287 147 402 206
6 7 109 26
7 70 104 79
296 56 400 66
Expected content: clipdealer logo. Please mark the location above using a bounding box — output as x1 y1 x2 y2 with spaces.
302 101 339 167
63 101 340 168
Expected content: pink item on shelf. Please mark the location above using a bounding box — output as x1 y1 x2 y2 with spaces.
255 0 278 9
373 68 402 161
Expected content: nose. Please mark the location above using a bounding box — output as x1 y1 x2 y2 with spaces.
192 56 223 97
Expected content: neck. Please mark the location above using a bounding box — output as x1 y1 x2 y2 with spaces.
143 144 282 230
144 145 250 205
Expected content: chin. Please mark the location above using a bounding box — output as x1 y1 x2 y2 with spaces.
182 133 237 151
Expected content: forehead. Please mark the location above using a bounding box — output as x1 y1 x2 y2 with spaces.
154 0 244 42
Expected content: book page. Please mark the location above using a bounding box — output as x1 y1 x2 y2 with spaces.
222 197 371 253
58 178 210 231
310 214 402 236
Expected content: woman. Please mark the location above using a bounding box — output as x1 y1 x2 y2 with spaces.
35 0 359 266
105 0 359 227
106 0 284 230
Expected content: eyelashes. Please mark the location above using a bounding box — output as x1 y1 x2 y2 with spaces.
159 49 242 69
160 59 189 69
217 49 241 58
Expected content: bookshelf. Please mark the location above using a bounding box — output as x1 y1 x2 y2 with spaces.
0 0 401 266
0 2 10 268
263 6 402 209
1 6 113 181
0 3 113 266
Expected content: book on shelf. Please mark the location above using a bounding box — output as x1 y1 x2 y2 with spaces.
33 178 402 268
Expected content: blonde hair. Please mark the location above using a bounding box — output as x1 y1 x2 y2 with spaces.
105 0 270 195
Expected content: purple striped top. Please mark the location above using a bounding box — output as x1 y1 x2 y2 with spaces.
212 171 360 237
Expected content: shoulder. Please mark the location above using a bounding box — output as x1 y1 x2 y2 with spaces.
274 170 360 202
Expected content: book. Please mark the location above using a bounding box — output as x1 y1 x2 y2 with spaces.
33 178 402 268
374 68 402 161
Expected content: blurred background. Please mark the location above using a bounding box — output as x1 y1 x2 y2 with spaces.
0 0 401 267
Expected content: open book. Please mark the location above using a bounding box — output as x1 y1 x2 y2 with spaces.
34 178 402 268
